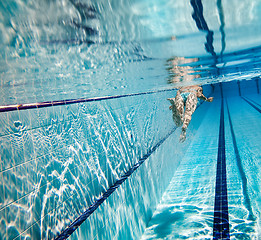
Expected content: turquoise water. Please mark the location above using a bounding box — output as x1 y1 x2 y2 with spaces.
0 0 261 239
142 81 261 239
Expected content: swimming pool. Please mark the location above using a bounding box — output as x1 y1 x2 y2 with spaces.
1 0 261 239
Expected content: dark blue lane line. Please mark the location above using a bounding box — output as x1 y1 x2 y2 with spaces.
237 81 241 96
220 83 224 98
0 88 176 113
213 94 230 239
54 127 177 240
245 97 261 108
242 97 261 114
254 77 260 94
226 100 255 221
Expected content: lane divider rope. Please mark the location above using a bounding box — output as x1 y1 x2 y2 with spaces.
0 89 177 113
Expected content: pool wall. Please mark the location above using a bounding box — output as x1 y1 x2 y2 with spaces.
66 85 215 240
0 84 210 239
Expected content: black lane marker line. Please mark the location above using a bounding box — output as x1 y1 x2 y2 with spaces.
226 100 255 221
245 97 261 108
242 97 261 114
0 88 176 113
254 77 260 94
237 81 241 96
213 96 230 239
54 127 176 240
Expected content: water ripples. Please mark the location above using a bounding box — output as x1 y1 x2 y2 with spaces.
1 1 261 239
0 89 173 239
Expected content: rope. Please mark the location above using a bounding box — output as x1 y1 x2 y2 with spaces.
0 88 176 113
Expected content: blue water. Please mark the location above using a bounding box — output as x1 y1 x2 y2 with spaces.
0 0 261 239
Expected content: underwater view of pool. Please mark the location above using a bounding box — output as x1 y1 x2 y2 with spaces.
1 0 261 239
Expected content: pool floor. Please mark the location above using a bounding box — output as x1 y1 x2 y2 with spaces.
141 89 261 239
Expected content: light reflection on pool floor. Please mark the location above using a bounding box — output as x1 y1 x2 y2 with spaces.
142 84 260 239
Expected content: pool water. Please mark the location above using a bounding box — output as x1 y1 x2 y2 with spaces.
0 0 261 239
142 81 261 239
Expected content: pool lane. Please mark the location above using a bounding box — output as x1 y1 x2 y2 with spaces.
142 86 261 239
141 94 222 239
225 94 261 239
